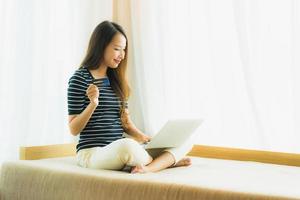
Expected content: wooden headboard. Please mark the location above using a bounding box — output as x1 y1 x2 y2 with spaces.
19 143 300 167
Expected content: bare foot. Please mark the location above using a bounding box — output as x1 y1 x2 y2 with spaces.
130 156 153 174
131 157 192 174
131 165 149 174
173 157 192 168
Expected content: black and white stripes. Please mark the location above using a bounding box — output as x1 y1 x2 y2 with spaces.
67 68 125 152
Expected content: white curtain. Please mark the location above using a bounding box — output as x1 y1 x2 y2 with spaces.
0 0 112 163
1 0 300 164
116 0 300 153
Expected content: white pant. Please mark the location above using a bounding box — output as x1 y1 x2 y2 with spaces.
77 138 193 170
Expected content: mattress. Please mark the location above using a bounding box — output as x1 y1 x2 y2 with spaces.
0 156 299 200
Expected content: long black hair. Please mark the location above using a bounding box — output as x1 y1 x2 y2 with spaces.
80 21 130 104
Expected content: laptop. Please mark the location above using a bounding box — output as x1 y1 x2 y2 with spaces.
144 119 203 149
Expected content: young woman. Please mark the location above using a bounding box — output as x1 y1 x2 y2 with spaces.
67 21 193 173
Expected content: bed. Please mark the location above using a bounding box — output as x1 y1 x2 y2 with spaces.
0 144 300 200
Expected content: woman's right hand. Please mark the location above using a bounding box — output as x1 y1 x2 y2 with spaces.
86 84 99 106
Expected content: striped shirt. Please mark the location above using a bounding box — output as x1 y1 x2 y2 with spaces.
67 67 126 152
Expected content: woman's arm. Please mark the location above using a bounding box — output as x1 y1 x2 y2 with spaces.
68 102 97 136
121 109 151 143
68 84 99 136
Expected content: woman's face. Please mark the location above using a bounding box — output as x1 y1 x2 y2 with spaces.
103 33 127 69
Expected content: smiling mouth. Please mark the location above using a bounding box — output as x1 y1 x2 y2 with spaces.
114 59 121 64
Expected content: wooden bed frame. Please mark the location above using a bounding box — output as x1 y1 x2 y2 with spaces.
19 143 300 167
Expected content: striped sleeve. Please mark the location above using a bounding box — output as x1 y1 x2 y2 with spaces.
67 70 87 115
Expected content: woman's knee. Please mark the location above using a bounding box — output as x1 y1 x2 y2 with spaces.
118 138 151 166
119 138 139 150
